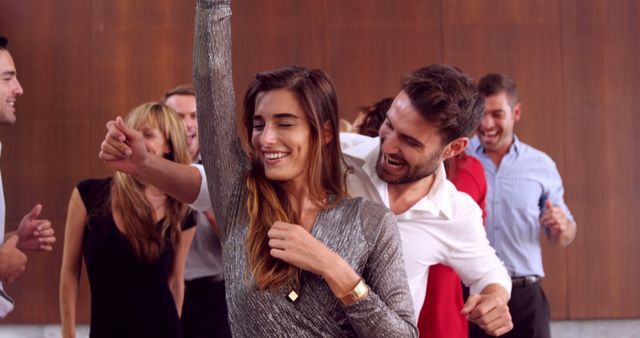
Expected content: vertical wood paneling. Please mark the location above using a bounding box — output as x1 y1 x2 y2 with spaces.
561 0 640 318
323 0 443 120
231 0 325 114
90 0 196 175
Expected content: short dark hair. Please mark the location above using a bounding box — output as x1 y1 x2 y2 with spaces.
163 84 195 102
478 73 518 107
401 64 484 142
0 35 9 50
356 97 393 137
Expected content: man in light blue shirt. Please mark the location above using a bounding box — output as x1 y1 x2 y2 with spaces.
467 73 577 338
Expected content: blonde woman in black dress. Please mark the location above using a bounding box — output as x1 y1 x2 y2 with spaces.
60 103 196 338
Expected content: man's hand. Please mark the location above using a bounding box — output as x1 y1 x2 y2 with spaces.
0 236 28 283
16 204 55 251
540 199 576 246
461 292 513 336
99 116 147 175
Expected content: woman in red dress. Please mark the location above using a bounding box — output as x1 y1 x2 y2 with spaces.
417 153 487 338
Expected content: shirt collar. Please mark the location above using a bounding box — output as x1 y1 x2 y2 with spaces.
405 163 454 219
473 134 521 156
341 134 381 178
511 135 522 154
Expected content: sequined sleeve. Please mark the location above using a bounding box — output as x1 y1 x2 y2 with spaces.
344 201 418 337
193 0 246 238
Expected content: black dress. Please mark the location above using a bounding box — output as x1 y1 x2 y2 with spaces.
77 178 195 338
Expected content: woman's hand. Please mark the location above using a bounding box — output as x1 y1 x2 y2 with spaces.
267 221 331 276
268 221 361 299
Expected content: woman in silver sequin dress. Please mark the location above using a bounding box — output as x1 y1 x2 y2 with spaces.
99 1 417 336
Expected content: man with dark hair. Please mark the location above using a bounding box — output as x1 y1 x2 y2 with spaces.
0 35 56 318
99 64 513 336
341 64 512 336
163 84 231 338
467 73 577 338
352 97 393 137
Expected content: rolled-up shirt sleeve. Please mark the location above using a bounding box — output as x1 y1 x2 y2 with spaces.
447 195 512 297
188 164 213 212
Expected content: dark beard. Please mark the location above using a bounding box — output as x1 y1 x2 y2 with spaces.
375 150 442 185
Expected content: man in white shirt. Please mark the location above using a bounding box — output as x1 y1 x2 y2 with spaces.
0 34 56 318
339 65 511 336
99 64 512 336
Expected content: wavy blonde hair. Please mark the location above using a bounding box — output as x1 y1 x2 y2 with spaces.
111 102 192 263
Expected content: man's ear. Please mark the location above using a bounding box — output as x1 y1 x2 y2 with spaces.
513 102 522 122
442 137 469 160
322 120 333 145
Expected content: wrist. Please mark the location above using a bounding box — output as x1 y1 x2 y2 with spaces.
319 252 361 300
481 283 510 303
317 250 338 279
338 278 369 305
133 154 152 178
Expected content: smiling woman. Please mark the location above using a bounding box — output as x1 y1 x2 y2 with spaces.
241 69 349 292
184 1 421 335
59 102 197 338
202 59 417 336
249 88 316 186
96 1 418 336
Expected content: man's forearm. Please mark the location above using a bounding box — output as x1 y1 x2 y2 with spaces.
134 155 202 204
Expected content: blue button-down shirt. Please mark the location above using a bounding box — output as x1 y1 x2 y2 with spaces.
467 135 574 277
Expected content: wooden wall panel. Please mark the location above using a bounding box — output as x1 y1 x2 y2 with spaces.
231 0 325 114
561 0 640 318
90 0 196 175
323 0 443 120
0 0 639 324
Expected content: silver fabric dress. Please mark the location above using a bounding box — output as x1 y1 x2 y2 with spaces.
193 1 417 336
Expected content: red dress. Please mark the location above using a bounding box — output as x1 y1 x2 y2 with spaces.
417 154 487 338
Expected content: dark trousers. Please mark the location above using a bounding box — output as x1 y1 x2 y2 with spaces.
468 281 550 338
181 277 232 338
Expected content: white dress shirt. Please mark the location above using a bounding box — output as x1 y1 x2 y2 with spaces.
341 133 511 315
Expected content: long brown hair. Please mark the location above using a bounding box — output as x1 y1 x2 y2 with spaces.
111 102 192 263
241 65 347 290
